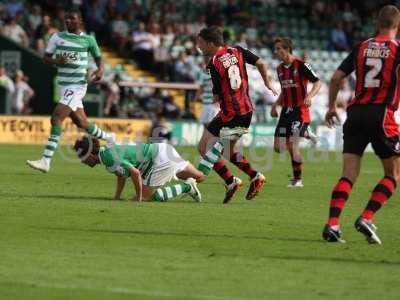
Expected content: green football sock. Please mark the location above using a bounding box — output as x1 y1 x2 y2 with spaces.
43 125 63 162
198 141 224 176
86 122 112 140
153 182 191 202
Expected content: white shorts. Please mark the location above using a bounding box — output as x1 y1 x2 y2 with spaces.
200 104 219 124
143 143 189 187
59 85 87 111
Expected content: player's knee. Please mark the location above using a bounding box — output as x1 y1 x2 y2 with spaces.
50 115 62 126
342 170 358 183
198 142 206 156
196 173 206 183
74 118 88 129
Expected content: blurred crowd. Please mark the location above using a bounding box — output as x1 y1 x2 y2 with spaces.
0 67 34 114
0 0 393 121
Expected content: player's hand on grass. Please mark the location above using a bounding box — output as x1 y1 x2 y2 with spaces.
90 68 104 83
325 109 341 128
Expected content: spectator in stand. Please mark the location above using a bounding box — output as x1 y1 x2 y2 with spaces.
173 51 195 82
162 24 176 49
154 36 170 80
103 74 121 117
0 67 15 96
246 18 259 47
110 13 129 55
329 21 349 51
261 20 277 51
224 0 243 25
53 8 66 31
84 0 107 41
237 32 249 49
149 23 161 51
126 89 148 119
35 15 58 54
27 5 42 34
1 16 29 46
11 70 34 114
5 0 24 18
132 22 154 70
162 91 181 119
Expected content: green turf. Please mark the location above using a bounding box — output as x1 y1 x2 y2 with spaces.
1 144 400 300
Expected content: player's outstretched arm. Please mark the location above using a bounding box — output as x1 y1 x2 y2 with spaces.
255 58 278 96
325 70 346 128
129 167 143 202
114 176 127 200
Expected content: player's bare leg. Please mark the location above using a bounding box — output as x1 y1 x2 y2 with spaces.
198 128 241 203
72 108 115 143
27 103 71 173
176 163 206 183
273 136 287 153
323 154 361 243
223 139 265 201
355 156 400 244
287 137 304 187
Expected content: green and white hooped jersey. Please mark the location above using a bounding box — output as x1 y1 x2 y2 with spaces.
45 31 101 87
99 143 156 178
199 69 214 105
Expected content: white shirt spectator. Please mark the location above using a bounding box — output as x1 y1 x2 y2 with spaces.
111 18 129 37
2 20 28 45
132 31 153 50
0 69 15 94
12 80 34 113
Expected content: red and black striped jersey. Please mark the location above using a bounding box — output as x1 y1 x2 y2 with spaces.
208 46 258 122
338 36 400 109
276 58 319 108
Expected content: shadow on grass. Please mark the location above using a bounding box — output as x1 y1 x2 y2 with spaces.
0 193 112 201
0 193 240 204
40 226 322 244
35 227 400 266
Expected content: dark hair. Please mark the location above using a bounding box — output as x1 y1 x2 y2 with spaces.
66 8 82 19
198 26 224 46
74 136 100 159
274 37 294 54
377 5 400 30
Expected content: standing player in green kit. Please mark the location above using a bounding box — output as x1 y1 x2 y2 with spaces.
27 9 115 173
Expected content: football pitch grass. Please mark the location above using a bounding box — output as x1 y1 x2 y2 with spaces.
1 144 400 300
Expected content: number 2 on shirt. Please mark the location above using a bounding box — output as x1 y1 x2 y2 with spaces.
228 64 242 90
364 58 382 88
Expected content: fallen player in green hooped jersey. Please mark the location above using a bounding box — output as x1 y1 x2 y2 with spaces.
74 137 206 202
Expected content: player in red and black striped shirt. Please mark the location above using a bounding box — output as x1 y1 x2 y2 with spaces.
323 5 400 244
197 26 277 203
271 37 321 188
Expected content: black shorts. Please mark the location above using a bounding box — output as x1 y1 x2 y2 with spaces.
343 105 400 159
207 112 253 137
274 107 309 138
